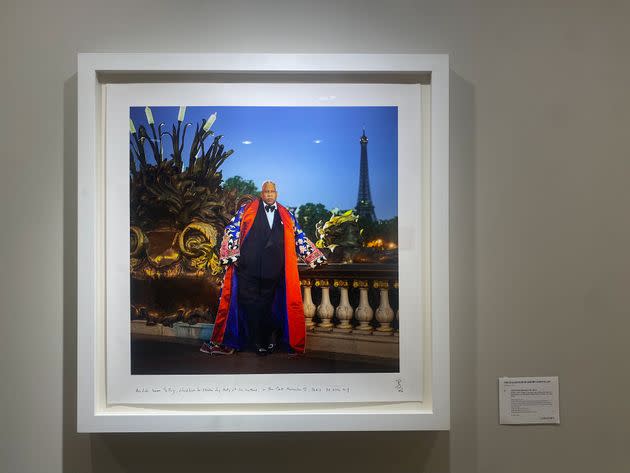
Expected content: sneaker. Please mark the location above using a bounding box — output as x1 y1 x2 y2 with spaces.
287 349 302 358
210 345 236 356
199 342 213 354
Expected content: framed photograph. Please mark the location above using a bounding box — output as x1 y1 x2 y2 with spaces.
77 53 449 432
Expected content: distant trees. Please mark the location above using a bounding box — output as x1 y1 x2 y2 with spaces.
296 203 331 242
296 202 398 246
221 180 398 247
358 216 398 247
223 176 259 196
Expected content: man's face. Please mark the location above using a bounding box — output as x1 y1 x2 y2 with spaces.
261 183 277 205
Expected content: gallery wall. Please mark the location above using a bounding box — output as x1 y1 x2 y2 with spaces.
1 1 629 472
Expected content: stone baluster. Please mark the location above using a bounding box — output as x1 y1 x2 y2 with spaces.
315 279 334 330
393 281 399 336
333 280 353 333
373 280 394 334
353 280 373 332
301 279 316 330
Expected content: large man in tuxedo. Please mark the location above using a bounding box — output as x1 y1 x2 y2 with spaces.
201 181 326 356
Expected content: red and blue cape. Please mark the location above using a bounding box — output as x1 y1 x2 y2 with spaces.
210 198 326 353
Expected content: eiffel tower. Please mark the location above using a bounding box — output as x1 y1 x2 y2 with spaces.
355 128 377 222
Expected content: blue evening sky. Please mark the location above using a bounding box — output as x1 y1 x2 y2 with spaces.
130 106 398 219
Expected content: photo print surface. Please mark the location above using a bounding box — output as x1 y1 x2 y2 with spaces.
104 82 423 404
129 105 400 375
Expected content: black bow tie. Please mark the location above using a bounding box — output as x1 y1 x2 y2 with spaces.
265 204 275 212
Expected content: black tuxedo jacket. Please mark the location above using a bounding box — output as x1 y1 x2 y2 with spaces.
238 199 285 281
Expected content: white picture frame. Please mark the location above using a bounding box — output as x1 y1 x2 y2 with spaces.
77 53 449 432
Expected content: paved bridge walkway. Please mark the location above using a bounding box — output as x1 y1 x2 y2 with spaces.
131 334 398 375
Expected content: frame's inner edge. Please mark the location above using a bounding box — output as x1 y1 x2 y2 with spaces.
98 71 432 84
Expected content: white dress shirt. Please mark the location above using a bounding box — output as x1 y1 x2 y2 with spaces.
264 201 277 228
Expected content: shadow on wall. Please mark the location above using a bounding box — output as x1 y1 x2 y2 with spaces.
61 69 481 473
449 71 479 473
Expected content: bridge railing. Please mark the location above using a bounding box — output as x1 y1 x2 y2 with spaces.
298 263 399 358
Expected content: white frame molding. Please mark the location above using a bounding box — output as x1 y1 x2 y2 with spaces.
77 53 449 432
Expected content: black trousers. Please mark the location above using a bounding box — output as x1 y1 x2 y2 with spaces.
237 269 284 350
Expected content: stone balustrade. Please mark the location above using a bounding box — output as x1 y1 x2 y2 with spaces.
299 263 399 358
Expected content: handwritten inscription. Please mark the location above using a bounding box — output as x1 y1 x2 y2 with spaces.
135 385 351 395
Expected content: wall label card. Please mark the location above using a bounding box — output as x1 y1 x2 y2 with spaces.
499 376 560 425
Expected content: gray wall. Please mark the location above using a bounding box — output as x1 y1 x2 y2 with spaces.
2 1 629 472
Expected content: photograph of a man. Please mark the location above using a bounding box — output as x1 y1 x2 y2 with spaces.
129 104 400 377
201 180 327 356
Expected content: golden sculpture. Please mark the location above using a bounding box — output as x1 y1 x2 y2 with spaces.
129 108 242 326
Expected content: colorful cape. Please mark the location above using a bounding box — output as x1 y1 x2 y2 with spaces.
210 198 326 353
